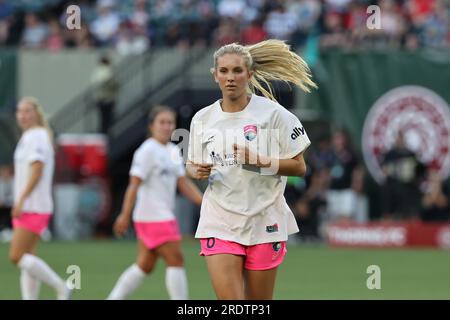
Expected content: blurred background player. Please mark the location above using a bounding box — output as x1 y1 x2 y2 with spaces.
9 97 71 300
107 106 203 300
187 40 316 300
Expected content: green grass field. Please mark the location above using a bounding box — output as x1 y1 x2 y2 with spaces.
1 238 449 300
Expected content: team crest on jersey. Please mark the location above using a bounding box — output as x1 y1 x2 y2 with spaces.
244 125 257 141
362 86 450 184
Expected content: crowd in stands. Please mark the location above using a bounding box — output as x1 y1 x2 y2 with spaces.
285 128 450 242
0 0 449 55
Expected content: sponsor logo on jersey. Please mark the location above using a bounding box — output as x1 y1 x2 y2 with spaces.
266 223 279 233
244 124 257 141
291 127 305 140
362 86 450 183
209 151 237 166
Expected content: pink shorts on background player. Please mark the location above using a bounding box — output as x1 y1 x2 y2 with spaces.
12 212 52 236
200 238 287 271
134 219 182 250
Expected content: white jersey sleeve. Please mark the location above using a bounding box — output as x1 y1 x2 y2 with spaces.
187 116 205 164
276 108 311 159
129 146 154 180
27 130 49 163
171 144 186 178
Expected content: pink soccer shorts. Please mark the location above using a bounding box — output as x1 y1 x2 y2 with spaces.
134 219 182 250
12 212 52 236
199 238 287 271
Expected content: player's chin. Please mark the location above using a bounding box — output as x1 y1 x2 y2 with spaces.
223 90 244 101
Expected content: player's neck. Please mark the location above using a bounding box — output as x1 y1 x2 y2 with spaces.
221 94 251 113
23 124 40 132
151 136 168 145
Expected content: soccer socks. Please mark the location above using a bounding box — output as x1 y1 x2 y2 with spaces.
107 264 146 300
165 266 188 300
20 270 41 300
17 254 66 299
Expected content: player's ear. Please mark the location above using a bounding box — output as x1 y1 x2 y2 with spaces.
210 67 218 83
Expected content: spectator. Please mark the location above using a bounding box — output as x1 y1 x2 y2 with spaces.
0 0 14 45
21 13 48 49
406 0 436 26
380 130 423 220
213 18 240 47
130 0 150 30
350 165 369 223
417 0 450 48
377 0 407 47
240 17 268 45
264 3 298 40
320 11 348 48
46 19 64 52
193 0 218 47
294 169 329 241
288 0 322 47
325 129 367 222
0 165 13 230
288 0 321 31
164 23 185 47
420 169 450 221
308 134 334 172
348 1 371 47
90 56 119 134
115 21 149 56
2 0 450 50
153 0 176 21
65 22 95 49
324 0 353 14
217 0 246 19
90 0 121 46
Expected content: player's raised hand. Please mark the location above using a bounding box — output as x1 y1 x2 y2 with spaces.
114 213 130 236
186 162 212 180
232 143 258 165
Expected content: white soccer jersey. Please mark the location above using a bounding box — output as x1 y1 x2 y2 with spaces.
188 94 311 245
14 127 54 214
130 138 185 222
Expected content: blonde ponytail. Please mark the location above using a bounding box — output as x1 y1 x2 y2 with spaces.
212 39 317 102
20 96 54 142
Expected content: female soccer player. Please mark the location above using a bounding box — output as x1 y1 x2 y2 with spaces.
108 106 203 300
9 97 71 300
186 39 317 300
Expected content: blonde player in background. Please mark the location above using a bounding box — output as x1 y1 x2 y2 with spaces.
108 106 203 300
187 40 316 300
9 97 71 300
